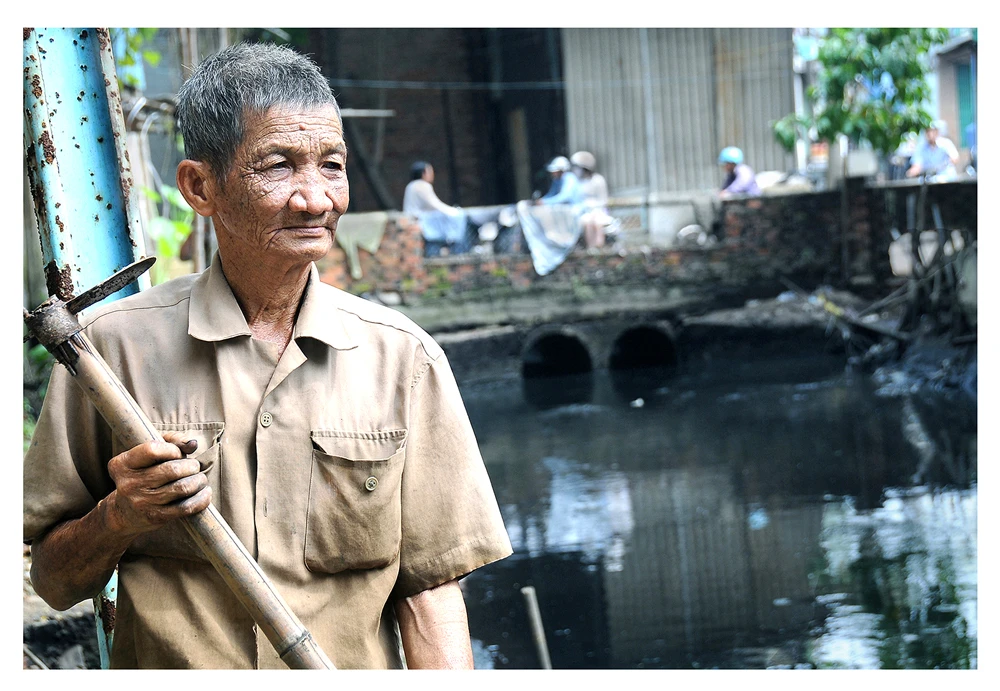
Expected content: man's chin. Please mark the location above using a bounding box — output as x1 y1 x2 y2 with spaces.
272 234 334 263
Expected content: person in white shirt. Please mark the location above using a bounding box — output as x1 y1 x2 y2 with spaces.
403 162 461 216
571 151 614 249
403 161 470 255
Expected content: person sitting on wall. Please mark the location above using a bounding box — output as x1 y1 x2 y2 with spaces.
718 146 761 198
570 150 614 250
536 155 585 206
906 120 959 181
402 161 473 256
515 156 588 276
403 161 517 256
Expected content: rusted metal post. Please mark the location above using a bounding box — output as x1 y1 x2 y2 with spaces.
23 28 149 305
24 26 152 668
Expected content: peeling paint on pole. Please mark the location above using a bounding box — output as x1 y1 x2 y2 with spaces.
23 27 150 669
23 27 148 309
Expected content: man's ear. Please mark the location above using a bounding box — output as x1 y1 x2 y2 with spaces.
176 159 217 217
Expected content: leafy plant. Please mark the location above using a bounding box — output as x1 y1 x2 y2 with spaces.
773 28 950 156
110 28 161 90
139 184 194 284
23 343 55 454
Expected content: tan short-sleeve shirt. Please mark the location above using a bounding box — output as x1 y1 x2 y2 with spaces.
23 254 512 669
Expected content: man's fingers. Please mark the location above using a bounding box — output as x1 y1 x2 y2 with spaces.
169 486 213 517
155 472 210 505
160 431 199 456
143 458 205 494
116 440 187 470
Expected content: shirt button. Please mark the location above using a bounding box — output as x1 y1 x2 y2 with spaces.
259 411 273 428
365 476 378 492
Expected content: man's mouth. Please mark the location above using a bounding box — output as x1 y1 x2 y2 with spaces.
276 224 332 237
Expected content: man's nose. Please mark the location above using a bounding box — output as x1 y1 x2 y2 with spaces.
288 169 335 215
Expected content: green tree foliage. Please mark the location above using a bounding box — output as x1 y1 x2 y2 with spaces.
774 28 950 156
109 28 161 89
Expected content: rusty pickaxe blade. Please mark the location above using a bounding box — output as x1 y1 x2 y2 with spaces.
24 257 156 346
24 257 156 352
65 257 156 316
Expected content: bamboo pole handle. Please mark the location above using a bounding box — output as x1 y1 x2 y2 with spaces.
69 332 335 669
520 586 552 669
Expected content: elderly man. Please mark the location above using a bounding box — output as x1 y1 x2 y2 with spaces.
23 43 511 670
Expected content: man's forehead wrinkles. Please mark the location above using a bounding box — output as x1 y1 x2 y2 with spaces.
244 129 345 158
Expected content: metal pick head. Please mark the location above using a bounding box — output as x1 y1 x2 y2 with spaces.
64 257 156 316
24 257 156 345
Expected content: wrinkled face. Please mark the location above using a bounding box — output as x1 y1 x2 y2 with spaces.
211 103 349 266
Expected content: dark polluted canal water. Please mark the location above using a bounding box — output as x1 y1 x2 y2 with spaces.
457 355 977 669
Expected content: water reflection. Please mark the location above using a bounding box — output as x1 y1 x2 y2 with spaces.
460 363 976 669
811 488 977 669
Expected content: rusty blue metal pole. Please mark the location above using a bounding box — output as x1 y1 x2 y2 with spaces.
23 27 150 668
23 27 149 308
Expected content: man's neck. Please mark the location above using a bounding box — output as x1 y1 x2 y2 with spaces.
219 253 311 355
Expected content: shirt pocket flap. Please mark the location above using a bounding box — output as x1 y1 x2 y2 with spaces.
305 429 407 574
310 430 406 461
151 421 225 471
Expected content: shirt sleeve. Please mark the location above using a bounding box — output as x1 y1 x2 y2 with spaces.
415 180 461 216
542 174 582 205
593 175 609 205
392 353 512 599
23 361 115 543
942 138 959 163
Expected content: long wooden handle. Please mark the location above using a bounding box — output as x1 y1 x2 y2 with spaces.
69 332 335 669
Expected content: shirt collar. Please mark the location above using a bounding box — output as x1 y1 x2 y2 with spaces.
292 263 356 350
188 252 356 350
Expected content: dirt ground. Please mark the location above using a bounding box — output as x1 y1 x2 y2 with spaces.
22 545 98 669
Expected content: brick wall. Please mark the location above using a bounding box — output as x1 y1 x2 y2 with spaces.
317 181 977 304
311 29 491 213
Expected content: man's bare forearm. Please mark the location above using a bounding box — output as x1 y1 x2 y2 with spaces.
394 579 474 669
29 493 137 611
30 436 210 611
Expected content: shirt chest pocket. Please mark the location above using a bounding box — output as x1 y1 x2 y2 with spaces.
122 422 225 562
305 430 406 574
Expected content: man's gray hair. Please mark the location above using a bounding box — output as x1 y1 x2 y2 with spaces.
175 42 340 180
